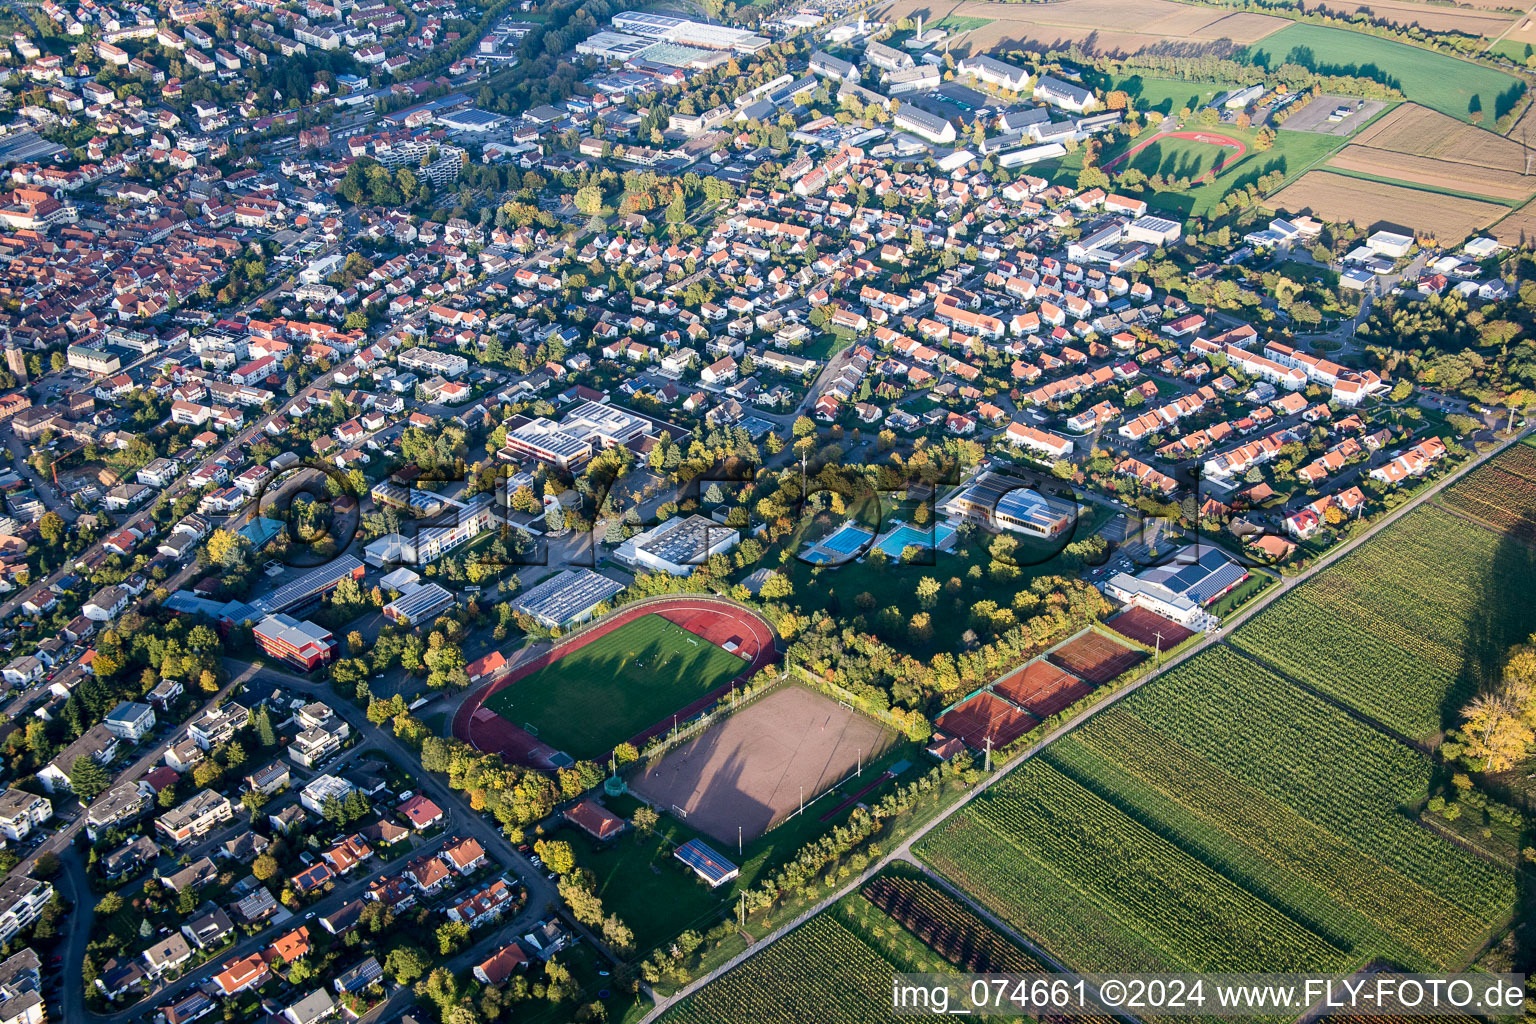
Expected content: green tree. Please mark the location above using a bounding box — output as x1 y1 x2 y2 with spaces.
385 944 431 985
534 838 575 875
38 511 65 549
69 755 110 799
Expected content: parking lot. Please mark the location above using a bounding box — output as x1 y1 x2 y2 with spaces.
1280 94 1386 135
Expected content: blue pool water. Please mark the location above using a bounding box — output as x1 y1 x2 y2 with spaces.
874 522 956 559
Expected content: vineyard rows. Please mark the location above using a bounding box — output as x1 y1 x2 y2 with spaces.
1231 506 1508 738
661 915 902 1024
918 643 1514 983
1053 714 1487 966
1112 648 1514 922
860 875 1118 1024
1437 466 1536 539
925 760 1350 973
921 809 1178 975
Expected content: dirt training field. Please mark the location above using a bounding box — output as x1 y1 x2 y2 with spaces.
629 685 896 844
1267 171 1508 241
880 0 1287 56
1353 103 1535 173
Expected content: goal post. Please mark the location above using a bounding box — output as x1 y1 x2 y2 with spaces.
522 723 539 737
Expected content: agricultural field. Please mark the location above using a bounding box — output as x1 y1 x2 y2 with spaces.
1492 195 1536 244
1299 0 1519 37
920 757 1352 975
1242 24 1525 123
1322 102 1536 203
917 646 1515 976
1266 171 1508 241
1325 146 1536 203
662 869 1119 1024
1233 459 1536 739
1352 103 1535 172
480 614 747 760
1434 437 1536 541
881 0 1287 57
659 914 905 1024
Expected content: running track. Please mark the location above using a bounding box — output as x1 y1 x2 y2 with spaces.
1101 130 1247 179
452 596 780 769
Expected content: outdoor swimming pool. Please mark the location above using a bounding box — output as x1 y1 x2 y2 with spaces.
874 521 956 559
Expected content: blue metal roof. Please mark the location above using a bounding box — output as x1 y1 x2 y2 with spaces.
674 839 738 885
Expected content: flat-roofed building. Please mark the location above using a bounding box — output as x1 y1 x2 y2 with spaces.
499 417 593 470
363 493 495 567
941 473 1076 540
615 515 738 576
0 876 53 944
1104 545 1248 630
509 569 625 629
382 581 455 625
156 789 233 846
253 614 336 671
0 790 49 842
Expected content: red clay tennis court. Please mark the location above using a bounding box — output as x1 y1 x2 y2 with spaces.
1106 606 1195 651
936 692 1038 751
1047 631 1147 685
992 660 1094 720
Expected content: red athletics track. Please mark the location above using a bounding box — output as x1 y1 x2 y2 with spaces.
1100 130 1247 180
452 597 780 769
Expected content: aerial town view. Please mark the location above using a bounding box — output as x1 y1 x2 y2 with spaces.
0 0 1535 1020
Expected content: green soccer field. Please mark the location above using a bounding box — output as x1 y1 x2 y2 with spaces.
481 614 749 760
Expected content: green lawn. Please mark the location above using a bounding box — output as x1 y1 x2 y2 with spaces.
566 800 729 957
1490 38 1534 66
1116 135 1235 180
1210 571 1274 620
482 615 748 760
753 501 1113 659
1187 126 1348 218
1109 75 1237 116
1243 24 1524 123
801 327 858 360
568 747 920 962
